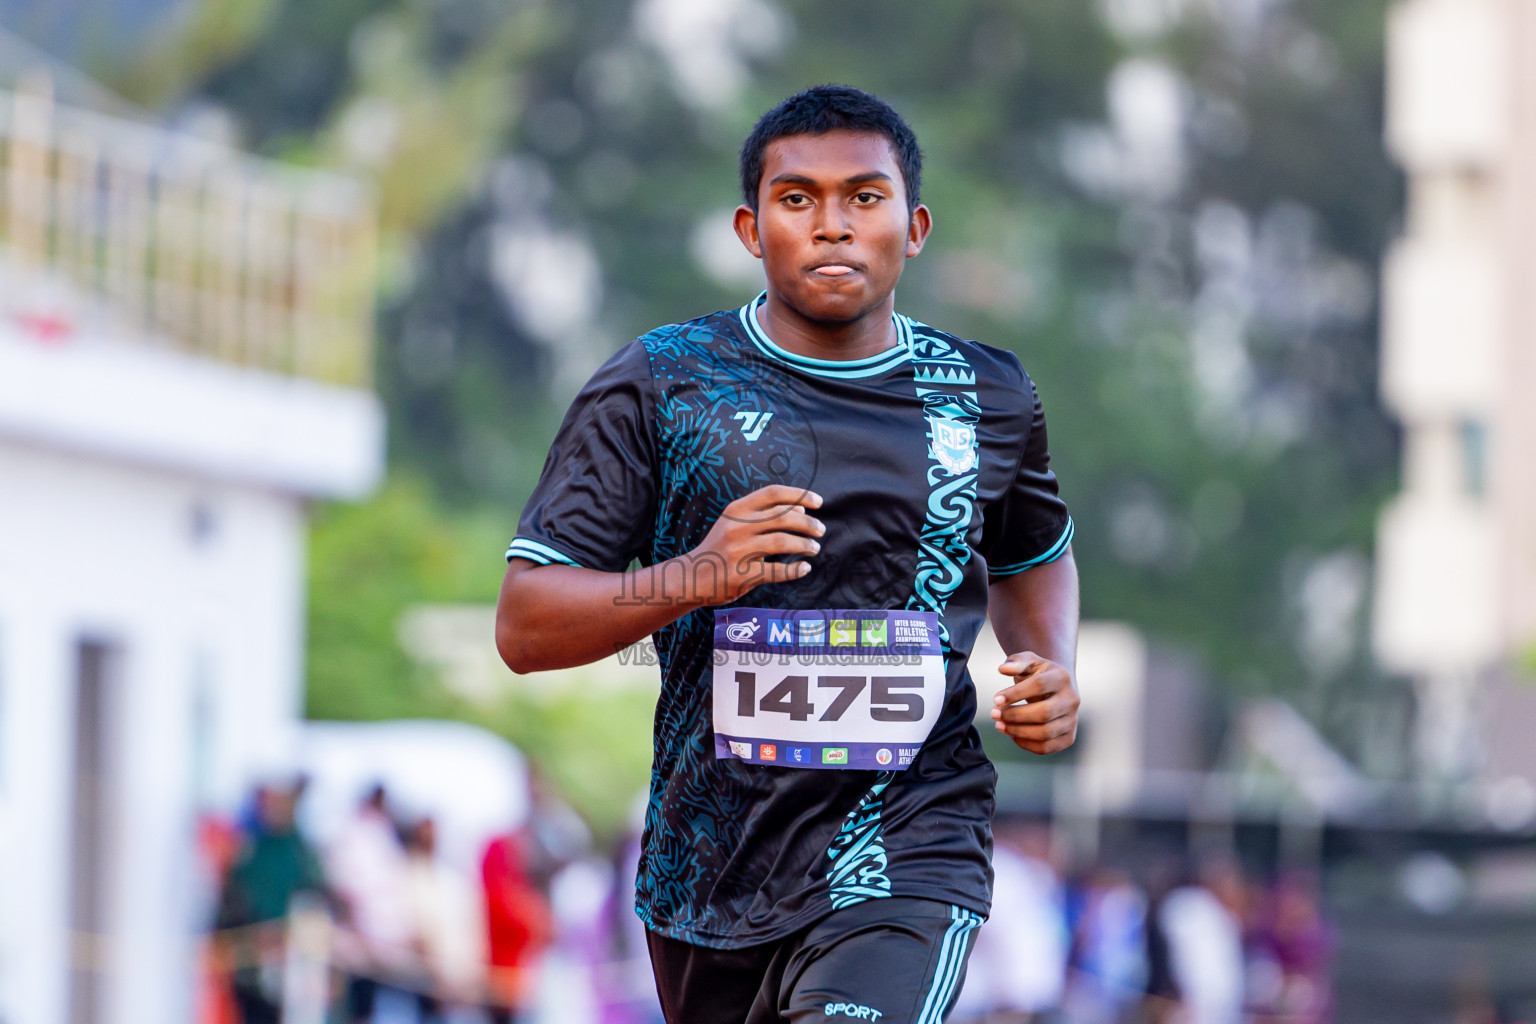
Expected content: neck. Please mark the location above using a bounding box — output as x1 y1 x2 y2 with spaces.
755 291 898 362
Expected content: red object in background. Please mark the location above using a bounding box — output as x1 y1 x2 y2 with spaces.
11 310 75 345
482 833 553 1011
195 816 243 1024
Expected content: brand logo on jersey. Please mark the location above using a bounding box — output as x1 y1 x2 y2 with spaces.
760 744 777 761
798 619 827 646
928 415 978 476
826 1001 883 1021
733 410 775 442
767 620 794 645
729 741 752 759
822 748 848 765
875 748 893 766
726 618 761 642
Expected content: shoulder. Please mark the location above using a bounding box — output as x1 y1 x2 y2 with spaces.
588 308 736 385
636 307 745 362
900 316 1034 394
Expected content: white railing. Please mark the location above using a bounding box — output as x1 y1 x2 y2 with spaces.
0 81 377 387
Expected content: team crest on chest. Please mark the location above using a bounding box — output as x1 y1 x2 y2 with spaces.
927 414 978 476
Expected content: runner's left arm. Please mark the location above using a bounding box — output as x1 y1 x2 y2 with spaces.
979 362 1079 755
986 551 1080 754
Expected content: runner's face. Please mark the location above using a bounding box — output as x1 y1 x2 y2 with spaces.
737 130 930 325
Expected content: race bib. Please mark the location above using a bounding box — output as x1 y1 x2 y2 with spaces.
712 608 945 770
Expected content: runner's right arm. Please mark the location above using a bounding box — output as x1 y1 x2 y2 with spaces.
496 485 824 673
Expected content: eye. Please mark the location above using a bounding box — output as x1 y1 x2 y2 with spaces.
782 193 811 206
852 191 883 205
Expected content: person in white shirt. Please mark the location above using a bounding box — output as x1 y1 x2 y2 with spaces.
326 784 414 1023
402 816 486 1017
953 822 1069 1023
1158 859 1246 1024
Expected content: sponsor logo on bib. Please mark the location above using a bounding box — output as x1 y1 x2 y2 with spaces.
822 748 849 765
760 744 777 761
875 748 893 766
726 618 761 642
729 741 752 758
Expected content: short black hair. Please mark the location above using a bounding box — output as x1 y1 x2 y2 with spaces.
739 84 923 212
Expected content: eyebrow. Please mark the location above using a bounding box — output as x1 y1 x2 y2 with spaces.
767 170 895 188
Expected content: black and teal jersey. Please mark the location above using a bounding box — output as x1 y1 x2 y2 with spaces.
507 293 1073 949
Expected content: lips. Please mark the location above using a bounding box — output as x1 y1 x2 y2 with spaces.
809 261 862 277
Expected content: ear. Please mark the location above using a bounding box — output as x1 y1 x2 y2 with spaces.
906 204 933 258
733 205 764 259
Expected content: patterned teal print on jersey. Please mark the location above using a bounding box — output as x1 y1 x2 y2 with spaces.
632 319 826 940
827 772 895 908
824 321 982 912
905 320 982 647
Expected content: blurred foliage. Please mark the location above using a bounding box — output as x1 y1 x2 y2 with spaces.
305 475 652 836
305 475 505 722
476 687 657 842
95 0 1406 782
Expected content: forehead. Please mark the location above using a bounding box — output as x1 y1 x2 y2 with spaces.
760 129 904 189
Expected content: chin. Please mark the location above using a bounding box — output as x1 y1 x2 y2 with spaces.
785 285 875 325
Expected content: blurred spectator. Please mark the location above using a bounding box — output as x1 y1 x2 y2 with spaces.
1253 872 1334 1024
600 798 665 1024
533 856 615 1024
403 817 486 1018
525 768 594 891
325 783 414 1024
215 782 327 1024
1061 864 1148 1024
482 830 552 1023
954 821 1069 1022
1153 858 1246 1024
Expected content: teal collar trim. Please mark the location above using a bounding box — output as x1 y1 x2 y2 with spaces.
737 292 913 379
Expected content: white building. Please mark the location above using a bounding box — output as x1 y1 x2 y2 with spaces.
1374 0 1536 783
0 79 382 1024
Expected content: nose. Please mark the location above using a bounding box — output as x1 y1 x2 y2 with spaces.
812 203 853 244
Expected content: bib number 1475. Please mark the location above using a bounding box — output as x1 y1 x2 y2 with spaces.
734 672 924 723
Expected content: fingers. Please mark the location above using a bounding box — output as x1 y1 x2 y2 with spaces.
997 716 1077 755
750 531 821 559
997 651 1046 678
753 560 813 586
990 689 1076 726
993 663 1064 705
994 712 1075 742
749 506 825 537
989 654 1078 754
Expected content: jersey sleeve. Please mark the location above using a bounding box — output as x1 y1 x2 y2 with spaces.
981 366 1074 579
505 340 658 572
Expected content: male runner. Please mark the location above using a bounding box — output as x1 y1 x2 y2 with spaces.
496 85 1079 1024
